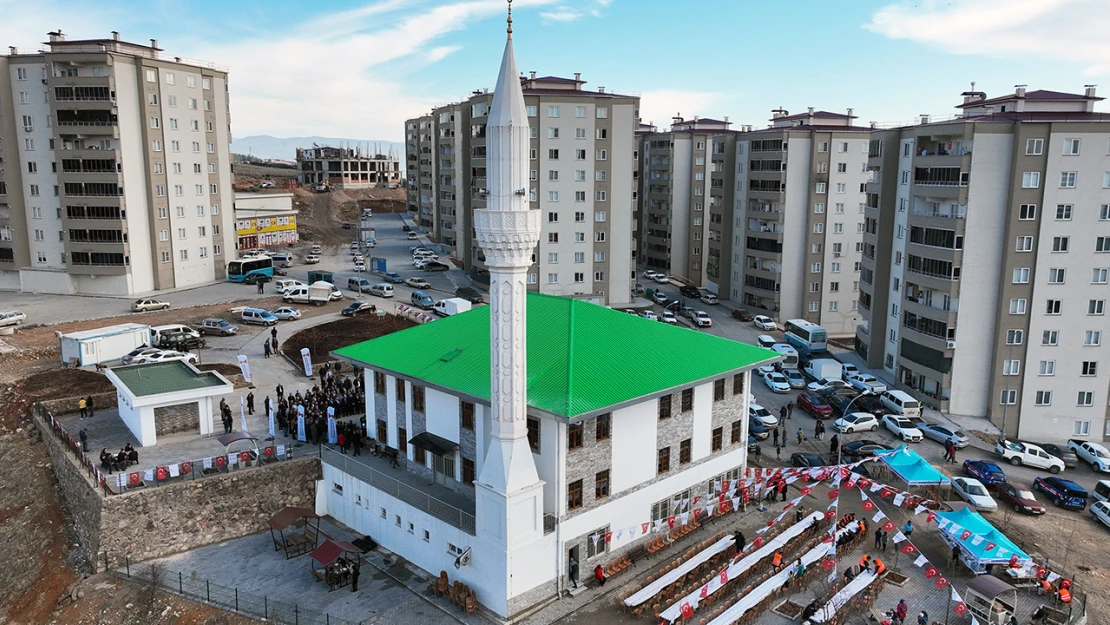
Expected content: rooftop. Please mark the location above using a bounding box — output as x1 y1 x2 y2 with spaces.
771 110 856 121
61 322 149 341
956 88 1103 108
111 361 229 397
333 294 777 418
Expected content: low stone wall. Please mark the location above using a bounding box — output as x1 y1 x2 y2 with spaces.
41 390 118 417
154 402 200 436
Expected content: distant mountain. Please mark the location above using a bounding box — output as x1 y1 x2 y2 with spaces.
230 135 404 161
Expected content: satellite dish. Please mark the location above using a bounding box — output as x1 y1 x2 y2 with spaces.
454 547 472 569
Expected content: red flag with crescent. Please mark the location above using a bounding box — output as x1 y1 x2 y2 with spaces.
985 541 996 552
882 520 895 532
862 500 876 511
934 576 949 590
845 479 856 489
926 511 937 523
681 602 693 619
720 570 729 585
901 543 917 554
858 478 872 489
960 529 972 541
822 557 836 570
699 584 709 599
1009 555 1020 568
828 489 840 500
824 509 837 519
954 602 967 617
668 516 676 529
925 566 939 579
801 486 813 496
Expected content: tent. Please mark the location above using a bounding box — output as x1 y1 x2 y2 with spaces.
309 539 363 591
936 507 1031 574
880 445 950 486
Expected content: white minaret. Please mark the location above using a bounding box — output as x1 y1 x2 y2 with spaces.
472 2 548 616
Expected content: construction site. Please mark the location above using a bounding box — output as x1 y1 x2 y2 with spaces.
295 145 402 190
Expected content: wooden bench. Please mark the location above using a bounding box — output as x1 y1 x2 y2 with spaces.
868 608 890 624
627 543 647 566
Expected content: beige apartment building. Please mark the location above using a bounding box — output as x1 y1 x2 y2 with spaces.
857 85 1110 442
405 73 638 306
0 31 235 295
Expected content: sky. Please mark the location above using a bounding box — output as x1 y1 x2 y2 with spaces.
4 0 1109 141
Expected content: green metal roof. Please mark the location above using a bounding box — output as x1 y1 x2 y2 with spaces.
334 293 778 418
112 361 229 397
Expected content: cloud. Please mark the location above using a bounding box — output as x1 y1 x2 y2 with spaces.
636 89 730 129
540 8 583 22
865 0 1110 76
426 45 462 63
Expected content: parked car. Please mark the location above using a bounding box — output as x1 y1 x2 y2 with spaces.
834 412 879 434
748 417 769 440
882 415 924 442
732 309 755 322
241 308 278 326
840 363 860 380
198 318 237 336
753 315 777 331
693 311 712 327
797 391 835 420
133 349 198 365
407 231 419 240
342 301 376 317
271 306 302 321
987 482 1046 515
919 423 970 448
652 291 669 305
0 310 27 327
274 279 306 294
425 261 450 272
456 287 484 304
405 277 432 289
677 305 697 319
808 378 852 393
156 331 206 352
847 373 888 394
640 310 659 321
700 293 719 305
840 440 892 459
1039 443 1080 469
825 394 862 419
402 224 412 232
749 404 778 428
963 459 1007 486
1091 500 1110 529
660 311 677 324
121 346 162 365
791 453 824 468
1068 439 1110 473
131 298 170 312
679 285 701 298
652 274 670 284
995 440 1065 473
643 270 661 280
384 272 405 284
763 371 791 393
783 369 806 389
1033 476 1088 510
850 393 890 417
952 477 998 512
368 284 395 298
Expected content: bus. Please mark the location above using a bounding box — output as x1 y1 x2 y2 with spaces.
770 344 799 370
784 319 828 353
227 256 274 283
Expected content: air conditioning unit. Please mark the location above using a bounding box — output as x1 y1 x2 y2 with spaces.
945 340 956 349
833 252 842 258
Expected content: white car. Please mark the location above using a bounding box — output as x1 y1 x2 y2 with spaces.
660 311 677 324
693 311 712 327
757 365 777 376
952 477 998 512
305 254 321 264
405 277 432 289
271 306 302 321
753 315 776 331
882 414 924 442
652 291 669 305
352 254 365 262
784 369 807 389
700 293 718 305
274 279 306 294
841 363 860 380
763 371 791 393
995 440 1065 473
643 270 661 280
640 310 659 321
121 346 162 365
132 298 170 312
1091 500 1110 529
0 310 26 327
354 261 367 272
749 404 779 428
413 258 432 269
134 350 198 365
807 378 852 393
847 373 888 394
834 412 879 434
653 274 670 284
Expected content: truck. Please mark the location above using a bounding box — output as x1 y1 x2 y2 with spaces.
1068 439 1110 473
804 358 843 383
433 298 472 317
58 323 152 367
995 440 1065 473
308 281 334 306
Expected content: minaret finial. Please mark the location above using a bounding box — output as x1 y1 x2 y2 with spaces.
507 0 513 39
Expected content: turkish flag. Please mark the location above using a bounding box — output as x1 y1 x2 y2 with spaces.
694 508 702 520
1009 555 1020 568
862 500 876 511
845 480 856 489
926 511 938 523
934 576 949 590
1037 567 1047 578
823 534 835 544
699 585 709 599
828 489 840 500
681 602 694 619
954 602 967 617
784 501 796 510
825 509 837 519
858 478 872 489
925 566 939 579
668 516 676 529
720 570 729 585
767 519 776 527
960 529 972 541
801 486 813 496
753 536 763 549
822 557 836 570
722 480 730 491
604 532 613 543
882 521 895 532
901 543 917 554
642 523 650 534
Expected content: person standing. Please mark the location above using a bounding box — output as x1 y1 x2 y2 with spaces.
779 405 788 422
247 392 255 415
78 397 87 419
350 561 360 592
734 531 746 554
902 521 913 538
86 396 95 418
881 531 889 552
951 545 961 569
264 341 272 358
772 428 780 447
271 335 279 353
271 327 278 342
829 434 840 457
79 428 89 453
893 599 909 624
569 555 580 589
874 527 883 550
797 428 804 445
787 401 794 419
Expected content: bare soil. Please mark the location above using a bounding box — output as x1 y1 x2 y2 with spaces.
280 314 416 364
195 363 244 378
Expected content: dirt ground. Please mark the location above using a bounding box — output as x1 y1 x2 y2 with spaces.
281 314 416 364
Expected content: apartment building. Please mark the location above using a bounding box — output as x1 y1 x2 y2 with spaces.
296 145 399 189
404 73 638 306
233 191 298 250
0 31 235 295
637 117 739 294
856 85 1110 442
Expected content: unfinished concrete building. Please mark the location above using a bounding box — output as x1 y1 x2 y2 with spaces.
296 146 400 189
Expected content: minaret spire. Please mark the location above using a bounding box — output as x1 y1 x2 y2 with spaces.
507 0 513 39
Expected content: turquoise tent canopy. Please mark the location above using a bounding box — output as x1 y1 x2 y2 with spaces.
880 444 951 486
937 507 1031 566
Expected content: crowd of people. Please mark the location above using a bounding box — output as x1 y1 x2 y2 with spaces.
267 366 366 447
98 444 137 474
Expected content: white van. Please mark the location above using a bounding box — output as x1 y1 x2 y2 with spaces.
368 283 395 298
880 390 922 418
1093 480 1110 503
151 324 200 343
770 344 799 370
756 335 777 349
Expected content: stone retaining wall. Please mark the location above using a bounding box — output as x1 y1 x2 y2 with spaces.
154 402 200 436
41 390 118 417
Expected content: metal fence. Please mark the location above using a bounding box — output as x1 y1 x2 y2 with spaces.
321 446 476 534
111 557 363 625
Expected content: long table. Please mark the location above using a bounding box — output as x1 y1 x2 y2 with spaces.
706 542 833 625
659 516 856 623
805 570 879 623
624 534 737 608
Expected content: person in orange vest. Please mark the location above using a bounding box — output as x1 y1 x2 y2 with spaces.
1057 584 1072 603
1038 578 1053 596
858 554 871 574
772 552 784 569
874 558 887 575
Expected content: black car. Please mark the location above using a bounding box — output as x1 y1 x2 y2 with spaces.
679 285 701 299
156 332 206 351
402 225 412 232
243 273 271 285
791 453 824 468
425 261 450 272
841 440 893 459
342 302 376 317
1039 443 1080 469
456 287 484 304
731 309 755 322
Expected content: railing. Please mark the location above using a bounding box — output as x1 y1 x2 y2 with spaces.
321 446 476 534
911 207 966 220
57 120 116 127
109 557 363 625
55 96 115 102
906 267 958 281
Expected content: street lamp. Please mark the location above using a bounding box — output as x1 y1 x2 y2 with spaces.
835 390 874 467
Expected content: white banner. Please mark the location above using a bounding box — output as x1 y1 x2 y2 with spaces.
297 405 306 442
240 396 248 433
237 354 252 384
300 347 312 377
268 408 276 438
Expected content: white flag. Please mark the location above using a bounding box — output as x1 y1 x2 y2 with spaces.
300 347 313 377
872 510 886 522
971 535 984 546
914 505 927 515
277 444 286 456
202 457 212 469
914 555 928 567
893 493 905 506
869 482 883 493
951 587 961 601
268 408 276 438
143 468 154 482
239 396 247 432
892 532 906 543
168 464 180 478
237 354 252 383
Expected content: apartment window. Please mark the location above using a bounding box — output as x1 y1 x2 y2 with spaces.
459 401 475 431
547 106 559 118
24 139 35 152
527 417 540 452
593 271 604 281
574 232 585 242
835 183 846 193
1042 330 1059 345
828 301 839 312
150 116 160 129
530 128 538 139
198 226 206 237
594 251 605 262
1018 204 1037 220
595 170 607 181
814 203 825 213
1012 268 1030 283
838 142 849 153
548 212 558 223
1021 172 1040 188
1009 299 1027 314
547 273 558 284
526 105 537 117
176 205 185 217
159 229 169 241
1052 236 1069 252
179 249 188 261
679 439 692 465
199 246 208 258
731 420 743 444
836 162 848 173
1077 392 1095 407
1035 391 1053 406
595 191 607 202
658 394 672 419
548 191 559 201
145 69 157 82
816 182 827 194
1048 268 1066 284
575 149 586 160
156 185 165 197
202 77 211 90
1016 236 1034 252
818 142 829 153
1046 299 1062 315
1063 138 1081 155
167 95 177 107
206 143 215 153
172 163 183 175
1056 204 1073 220
171 140 180 152
596 107 608 118
1038 360 1056 376
548 253 558 264
1003 360 1021 376
1059 172 1077 188
157 207 167 219
810 282 820 293
160 251 170 263
1075 421 1092 436
567 479 583 510
680 388 694 412
833 223 844 233
1000 390 1018 405
1082 361 1098 376
596 148 607 159
567 423 583 450
152 140 162 152
595 413 611 441
1095 269 1110 284
814 223 824 234
1093 300 1108 316
595 232 606 242
575 128 586 139
18 91 29 104
711 427 723 452
177 228 186 239
595 470 610 499
831 262 841 273
1097 238 1110 253
527 273 537 284
657 447 670 474
811 263 821 273
206 121 214 132
462 458 475 486
1085 330 1102 346
593 210 607 223
548 128 560 139
1025 138 1044 155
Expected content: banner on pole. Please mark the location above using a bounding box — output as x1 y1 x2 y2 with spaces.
300 348 313 377
237 354 252 384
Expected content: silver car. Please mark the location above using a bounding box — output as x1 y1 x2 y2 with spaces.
919 423 971 448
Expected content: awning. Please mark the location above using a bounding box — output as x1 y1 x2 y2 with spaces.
218 432 258 446
268 506 320 531
309 539 363 566
409 431 459 456
936 508 1030 565
967 574 1016 601
880 445 951 486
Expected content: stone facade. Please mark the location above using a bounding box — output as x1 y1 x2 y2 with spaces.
374 392 387 435
564 415 614 516
154 402 200 436
41 390 118 417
